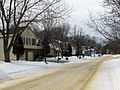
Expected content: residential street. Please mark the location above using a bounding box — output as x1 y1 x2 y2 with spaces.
1 0 120 90
0 56 119 90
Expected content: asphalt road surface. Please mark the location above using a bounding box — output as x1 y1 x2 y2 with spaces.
0 56 117 90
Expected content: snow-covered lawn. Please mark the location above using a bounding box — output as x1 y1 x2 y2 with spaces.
0 56 87 79
0 56 98 79
91 58 120 90
0 61 62 79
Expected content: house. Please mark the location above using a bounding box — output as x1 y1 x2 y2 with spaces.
60 42 69 55
48 40 61 57
72 46 76 55
38 39 62 57
47 40 73 57
38 40 61 57
82 46 96 56
0 27 40 61
71 45 96 56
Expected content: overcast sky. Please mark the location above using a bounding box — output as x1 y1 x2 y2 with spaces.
65 0 104 38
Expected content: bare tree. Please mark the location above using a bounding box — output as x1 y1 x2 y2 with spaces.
87 13 112 41
41 9 55 64
87 0 120 42
87 0 120 55
50 23 70 41
0 0 69 62
39 1 70 63
71 26 86 57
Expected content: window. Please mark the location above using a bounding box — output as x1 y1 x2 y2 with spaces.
22 37 25 45
32 38 36 45
26 38 31 45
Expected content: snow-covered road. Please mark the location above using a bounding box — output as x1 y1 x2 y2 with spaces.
0 56 102 90
0 55 120 90
0 55 116 90
86 56 120 90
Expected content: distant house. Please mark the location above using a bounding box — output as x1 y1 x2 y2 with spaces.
82 46 96 56
60 42 69 55
71 45 96 56
72 46 76 55
0 27 41 61
48 40 61 57
38 40 71 57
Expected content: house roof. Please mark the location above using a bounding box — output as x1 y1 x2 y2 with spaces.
0 27 26 36
49 44 61 51
9 27 26 34
0 26 38 39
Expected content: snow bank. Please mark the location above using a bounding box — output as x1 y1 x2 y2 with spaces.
113 54 120 57
46 56 80 63
93 59 120 90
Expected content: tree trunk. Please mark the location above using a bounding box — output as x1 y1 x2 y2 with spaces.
4 51 11 62
44 52 46 64
44 49 48 64
16 53 19 60
90 48 92 57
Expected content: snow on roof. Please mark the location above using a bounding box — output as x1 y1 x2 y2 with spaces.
49 44 61 51
49 44 54 49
